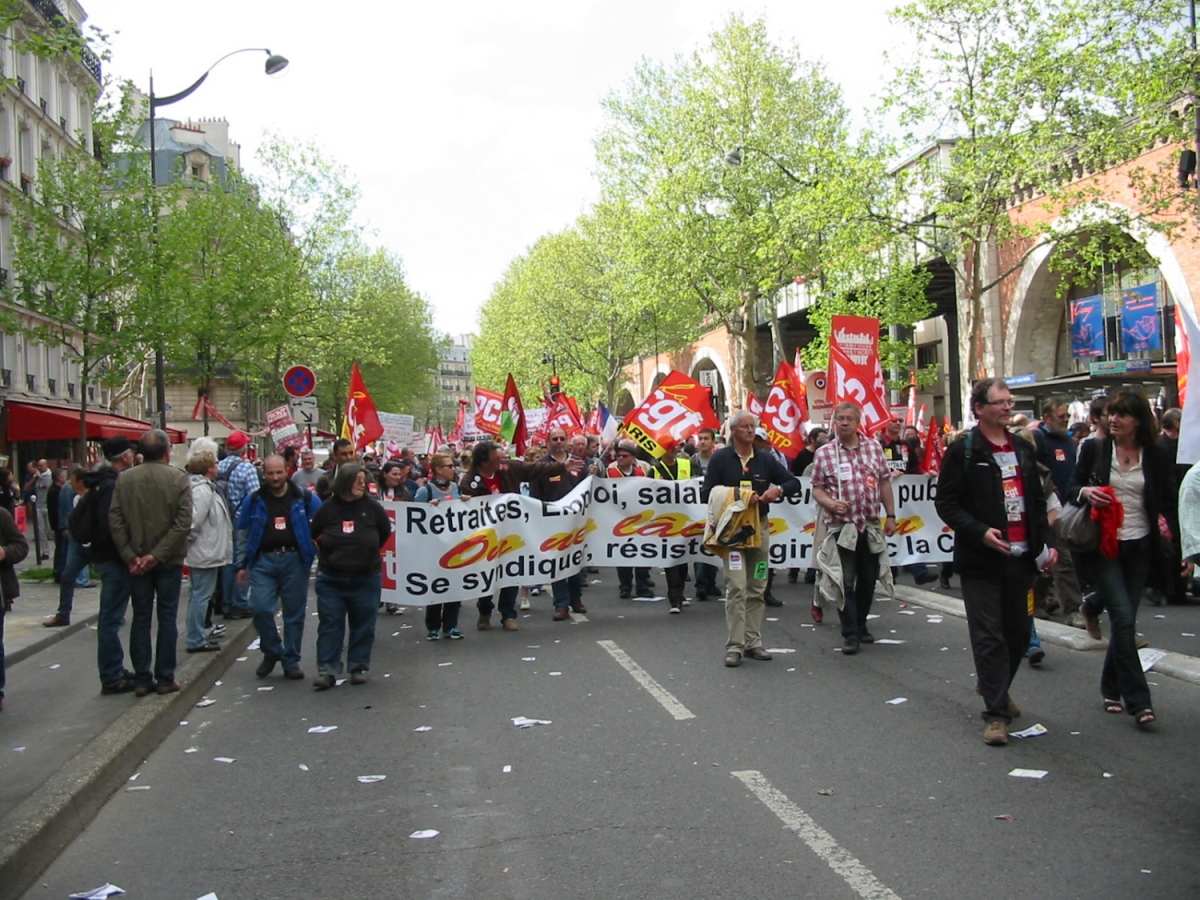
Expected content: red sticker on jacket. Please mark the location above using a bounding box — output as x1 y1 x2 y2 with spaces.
274 516 287 530
368 482 378 495
342 521 355 534
1055 449 1066 462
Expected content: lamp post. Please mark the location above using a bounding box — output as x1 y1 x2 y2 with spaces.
724 146 816 187
147 48 289 429
541 352 557 378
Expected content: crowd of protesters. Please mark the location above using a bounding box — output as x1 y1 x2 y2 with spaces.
0 383 1196 753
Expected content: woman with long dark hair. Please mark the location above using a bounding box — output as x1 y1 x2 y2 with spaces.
1067 388 1177 728
308 464 392 690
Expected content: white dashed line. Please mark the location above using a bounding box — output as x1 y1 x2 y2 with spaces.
732 769 903 900
596 640 695 720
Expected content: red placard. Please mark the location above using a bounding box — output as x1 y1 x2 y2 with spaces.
746 391 764 417
622 370 719 458
474 387 504 436
545 394 584 438
828 315 890 436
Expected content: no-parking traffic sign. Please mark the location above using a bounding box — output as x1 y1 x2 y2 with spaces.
283 365 316 398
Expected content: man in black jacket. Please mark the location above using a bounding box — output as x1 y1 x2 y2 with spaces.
528 428 590 621
69 436 137 695
935 378 1058 746
700 410 801 667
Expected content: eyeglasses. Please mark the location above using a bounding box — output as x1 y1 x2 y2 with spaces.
985 400 1016 408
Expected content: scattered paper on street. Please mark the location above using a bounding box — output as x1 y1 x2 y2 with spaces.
196 893 219 900
128 773 139 781
522 657 536 661
438 662 453 667
549 671 562 676
1138 647 1168 672
185 748 198 754
69 884 125 899
512 716 552 728
898 610 916 615
298 764 309 771
357 775 387 783
1183 633 1195 637
48 663 61 669
1011 723 1048 739
125 785 150 792
817 789 834 796
248 638 261 650
765 648 796 654
1154 614 1166 619
926 616 944 623
766 617 779 622
503 765 512 773
409 829 440 839
414 726 432 732
886 697 907 705
307 726 338 734
1008 768 1048 779
257 686 274 691
1104 772 1113 778
866 614 881 620
335 678 347 685
994 814 1014 821
214 757 236 764
235 657 248 662
631 596 664 602
195 698 216 708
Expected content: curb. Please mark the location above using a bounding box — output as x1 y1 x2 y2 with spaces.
890 584 1200 684
4 614 100 669
0 618 257 900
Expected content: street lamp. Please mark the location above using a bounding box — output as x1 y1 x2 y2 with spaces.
541 352 557 378
724 145 817 187
147 48 289 429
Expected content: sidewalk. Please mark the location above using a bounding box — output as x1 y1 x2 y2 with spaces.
0 552 257 900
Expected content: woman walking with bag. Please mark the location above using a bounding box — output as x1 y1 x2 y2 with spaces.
415 454 464 639
1067 388 1176 728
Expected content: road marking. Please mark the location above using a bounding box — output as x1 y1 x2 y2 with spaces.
732 770 903 900
596 640 695 720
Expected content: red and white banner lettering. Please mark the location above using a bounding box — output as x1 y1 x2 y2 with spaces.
474 387 504 436
622 370 719 458
759 361 806 460
828 315 890 436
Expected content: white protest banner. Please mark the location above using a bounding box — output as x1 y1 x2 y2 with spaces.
266 405 303 451
377 412 415 448
381 475 953 606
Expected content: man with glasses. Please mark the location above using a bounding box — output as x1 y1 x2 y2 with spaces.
528 428 590 620
607 441 653 599
700 411 800 667
936 378 1058 746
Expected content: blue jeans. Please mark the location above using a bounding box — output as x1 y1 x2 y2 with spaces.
1087 537 1152 713
477 585 519 620
128 564 183 686
1027 620 1041 652
56 538 92 620
222 528 251 611
95 559 132 686
315 570 380 676
551 572 583 610
249 551 309 668
186 567 221 649
53 530 68 577
694 561 718 591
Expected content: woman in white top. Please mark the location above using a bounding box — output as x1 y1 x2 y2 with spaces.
1067 389 1178 728
415 454 464 640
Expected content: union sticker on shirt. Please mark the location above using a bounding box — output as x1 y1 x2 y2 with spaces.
1005 497 1024 521
368 482 378 495
864 473 877 491
342 520 355 534
274 516 287 530
1054 448 1066 462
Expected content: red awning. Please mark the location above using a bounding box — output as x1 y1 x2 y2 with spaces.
4 401 188 444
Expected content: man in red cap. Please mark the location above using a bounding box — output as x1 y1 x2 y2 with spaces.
217 431 260 619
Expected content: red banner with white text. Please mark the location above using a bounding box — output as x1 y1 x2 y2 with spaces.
759 361 807 459
622 370 719 458
828 315 890 436
474 387 504 436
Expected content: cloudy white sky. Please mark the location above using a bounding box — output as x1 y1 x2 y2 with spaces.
88 0 905 335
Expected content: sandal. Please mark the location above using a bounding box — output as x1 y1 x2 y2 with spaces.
1133 709 1156 728
1103 698 1124 714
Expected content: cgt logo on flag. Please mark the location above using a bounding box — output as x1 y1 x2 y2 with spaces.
623 371 719 458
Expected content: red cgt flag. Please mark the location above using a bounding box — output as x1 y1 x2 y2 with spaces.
474 387 504 436
545 394 585 438
623 370 719 458
829 315 891 436
746 391 764 417
344 363 383 451
919 416 945 475
760 360 807 460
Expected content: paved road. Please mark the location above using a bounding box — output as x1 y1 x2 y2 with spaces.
18 573 1200 900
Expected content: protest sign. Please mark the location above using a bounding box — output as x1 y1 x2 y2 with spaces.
266 405 302 451
621 371 719 458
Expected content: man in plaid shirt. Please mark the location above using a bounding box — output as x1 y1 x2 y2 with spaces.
811 402 897 655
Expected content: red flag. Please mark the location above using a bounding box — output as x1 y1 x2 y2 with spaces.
759 361 807 459
586 406 601 434
904 374 917 427
345 363 384 451
916 404 928 438
474 387 504 436
746 392 764 417
623 370 719 458
501 374 529 456
828 315 890 436
191 394 238 431
919 416 945 475
1177 303 1190 408
449 398 467 442
792 351 810 423
545 394 585 438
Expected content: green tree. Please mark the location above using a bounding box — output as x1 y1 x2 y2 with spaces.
7 121 154 448
596 14 900 398
884 0 1182 391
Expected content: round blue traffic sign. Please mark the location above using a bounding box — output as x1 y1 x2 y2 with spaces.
283 365 316 398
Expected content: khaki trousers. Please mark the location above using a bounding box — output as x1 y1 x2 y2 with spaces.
723 542 770 652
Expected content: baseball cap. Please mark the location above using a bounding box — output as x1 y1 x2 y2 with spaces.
754 427 768 441
225 431 251 451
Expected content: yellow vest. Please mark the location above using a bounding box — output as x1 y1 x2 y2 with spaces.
652 457 691 480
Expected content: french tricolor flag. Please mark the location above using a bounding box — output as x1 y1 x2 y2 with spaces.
597 402 618 443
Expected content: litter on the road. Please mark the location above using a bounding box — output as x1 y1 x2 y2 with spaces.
1104 772 1113 778
817 789 834 796
786 667 796 672
68 884 125 899
1154 614 1166 619
400 624 413 629
527 645 540 648
631 596 664 602
196 893 219 900
765 648 796 653
235 656 248 662
886 697 907 705
247 638 261 650
414 726 432 732
1008 768 1048 779
357 775 386 783
257 686 274 691
298 764 310 771
214 757 236 764
1011 723 1048 739
875 639 906 644
438 662 453 667
48 663 61 669
125 785 150 792
335 678 347 685
1138 647 1168 672
12 746 25 752
503 765 512 773
195 698 216 708
591 579 602 584
512 716 552 728
409 829 439 839
521 657 536 661
1183 633 1196 637
766 617 779 622
866 614 881 620
898 610 916 616
128 773 139 781
994 814 1014 821
926 616 944 623
307 726 338 734
184 748 198 753
549 671 563 676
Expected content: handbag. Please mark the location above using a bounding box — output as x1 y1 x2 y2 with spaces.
1054 500 1098 552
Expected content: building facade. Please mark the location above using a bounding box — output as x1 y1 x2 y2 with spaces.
436 334 473 428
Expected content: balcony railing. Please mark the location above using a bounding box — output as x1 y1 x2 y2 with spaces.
27 0 102 82
67 381 75 398
47 377 56 394
26 374 35 392
1 369 10 388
